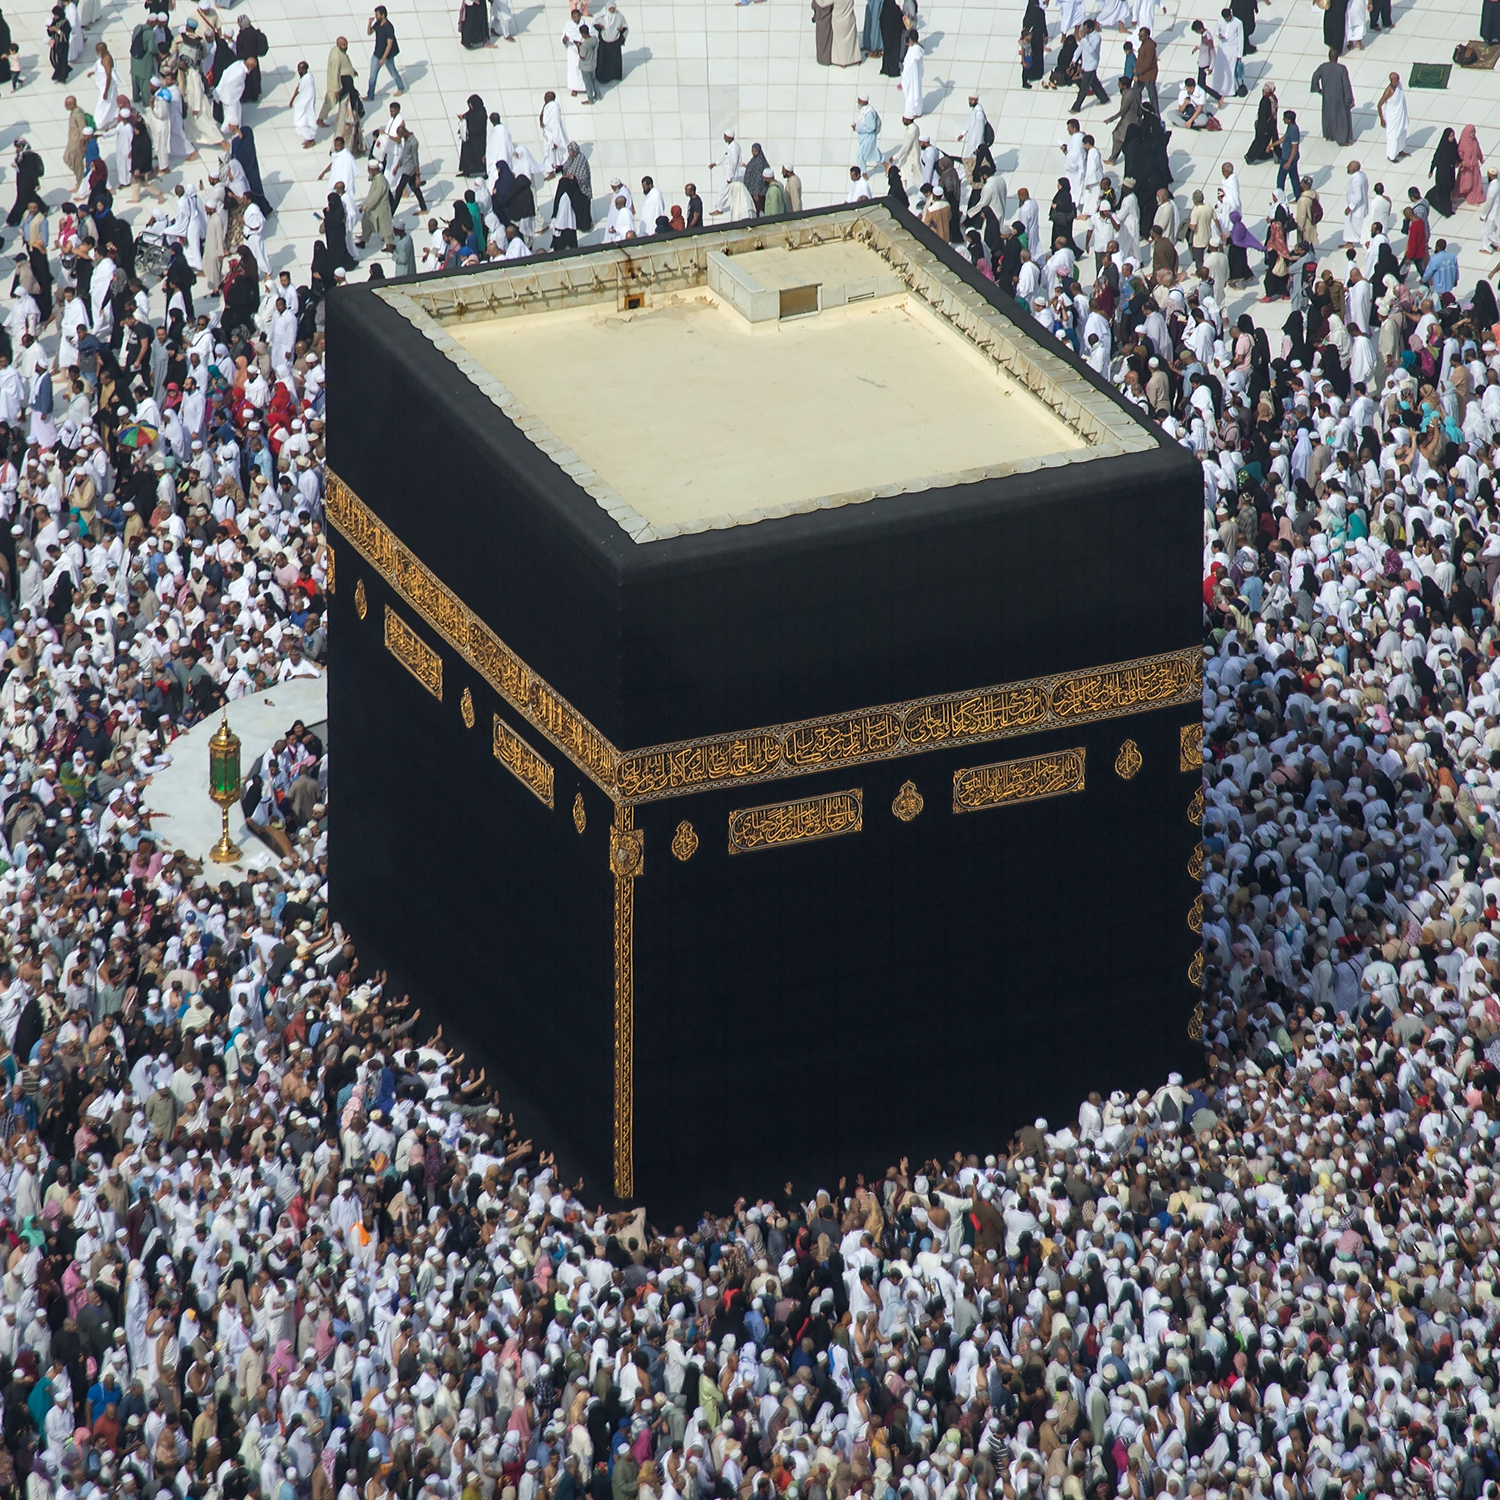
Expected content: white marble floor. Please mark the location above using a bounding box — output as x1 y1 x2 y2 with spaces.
1 0 1498 329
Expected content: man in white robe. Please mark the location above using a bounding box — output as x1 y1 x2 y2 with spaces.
1214 10 1243 96
900 34 925 118
0 359 23 428
289 61 318 147
269 298 298 380
892 117 920 185
540 92 569 173
325 139 360 228
487 115 515 180
637 175 666 233
1377 73 1407 161
1344 160 1369 244
604 193 633 240
213 57 253 134
957 93 986 172
1482 168 1500 251
710 131 742 214
89 247 116 344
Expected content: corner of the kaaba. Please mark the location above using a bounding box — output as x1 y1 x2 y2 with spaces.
323 204 1205 1225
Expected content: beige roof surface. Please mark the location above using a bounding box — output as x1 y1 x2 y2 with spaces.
379 207 1155 543
451 285 1085 532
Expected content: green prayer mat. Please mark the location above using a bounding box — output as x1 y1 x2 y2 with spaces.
1408 62 1452 88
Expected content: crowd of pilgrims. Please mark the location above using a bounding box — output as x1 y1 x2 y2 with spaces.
10 2 1500 1500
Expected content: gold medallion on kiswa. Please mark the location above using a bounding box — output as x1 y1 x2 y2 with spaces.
728 790 864 854
952 747 1086 813
492 715 555 808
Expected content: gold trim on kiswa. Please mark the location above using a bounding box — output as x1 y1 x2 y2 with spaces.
331 475 615 792
384 606 442 699
953 747 1086 813
328 472 1201 805
728 790 863 855
612 804 637 1199
492 715 554 808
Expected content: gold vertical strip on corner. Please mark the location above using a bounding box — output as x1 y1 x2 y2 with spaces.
612 804 636 1199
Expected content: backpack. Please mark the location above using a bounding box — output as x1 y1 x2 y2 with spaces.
1310 194 1324 224
981 119 995 148
130 23 148 59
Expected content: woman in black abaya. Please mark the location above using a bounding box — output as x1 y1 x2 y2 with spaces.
458 95 488 175
1470 277 1500 332
879 0 904 76
1049 178 1079 253
459 0 489 47
1245 85 1279 163
1428 127 1459 216
323 193 356 271
1020 0 1046 86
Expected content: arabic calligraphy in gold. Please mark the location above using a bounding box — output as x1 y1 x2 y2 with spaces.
671 821 699 861
573 793 587 834
1188 950 1204 985
492 715 554 808
1188 895 1203 933
1180 721 1203 772
728 790 863 855
952 748 1086 813
460 688 475 729
1188 843 1204 881
1114 739 1142 780
1188 1001 1204 1043
891 781 924 822
616 652 1196 804
329 464 1199 806
354 577 367 620
326 545 335 596
612 804 636 1200
384 606 442 700
1188 786 1204 825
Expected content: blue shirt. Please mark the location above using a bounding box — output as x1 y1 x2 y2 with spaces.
1424 248 1460 293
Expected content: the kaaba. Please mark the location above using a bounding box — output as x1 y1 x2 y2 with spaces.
324 203 1204 1218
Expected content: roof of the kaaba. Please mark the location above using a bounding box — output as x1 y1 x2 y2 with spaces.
325 204 1200 756
355 204 1156 544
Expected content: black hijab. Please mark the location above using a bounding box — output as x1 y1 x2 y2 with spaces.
1471 278 1500 331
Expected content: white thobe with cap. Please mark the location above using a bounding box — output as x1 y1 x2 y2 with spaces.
961 103 986 157
712 138 742 213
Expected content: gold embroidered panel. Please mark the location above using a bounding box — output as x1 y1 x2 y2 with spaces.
953 747 1086 813
384 606 442 700
492 715 555 808
1180 722 1204 771
612 805 637 1199
728 790 864 855
330 473 1200 806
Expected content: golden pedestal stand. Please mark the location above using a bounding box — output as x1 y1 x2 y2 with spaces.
207 710 244 864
